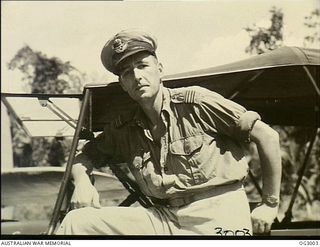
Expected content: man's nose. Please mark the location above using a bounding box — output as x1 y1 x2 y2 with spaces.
133 68 142 81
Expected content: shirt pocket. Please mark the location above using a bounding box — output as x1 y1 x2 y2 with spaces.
130 149 156 196
131 149 151 170
169 134 214 185
169 134 203 156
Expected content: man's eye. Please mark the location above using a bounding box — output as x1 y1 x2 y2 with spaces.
137 64 148 69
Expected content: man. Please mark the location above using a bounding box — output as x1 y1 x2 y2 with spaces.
56 30 281 236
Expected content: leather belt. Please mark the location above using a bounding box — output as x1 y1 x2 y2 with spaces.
151 181 243 208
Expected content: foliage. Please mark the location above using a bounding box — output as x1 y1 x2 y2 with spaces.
8 45 85 167
244 6 283 54
244 7 320 221
8 45 84 94
303 8 320 47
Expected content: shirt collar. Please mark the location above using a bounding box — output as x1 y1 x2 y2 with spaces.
162 87 171 113
132 87 172 128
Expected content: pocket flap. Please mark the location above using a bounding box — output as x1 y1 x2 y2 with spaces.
132 150 151 169
170 135 203 155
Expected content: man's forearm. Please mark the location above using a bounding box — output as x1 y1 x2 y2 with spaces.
251 121 282 201
250 121 282 234
256 133 282 200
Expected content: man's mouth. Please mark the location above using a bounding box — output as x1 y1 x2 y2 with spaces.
136 85 148 91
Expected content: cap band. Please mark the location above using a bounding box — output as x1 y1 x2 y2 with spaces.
101 30 157 75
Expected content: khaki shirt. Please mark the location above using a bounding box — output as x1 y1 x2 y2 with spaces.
81 86 261 199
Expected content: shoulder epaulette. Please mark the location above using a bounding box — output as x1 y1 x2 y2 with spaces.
170 86 200 104
112 113 133 129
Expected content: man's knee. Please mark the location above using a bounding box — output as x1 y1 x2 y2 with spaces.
66 207 94 219
58 207 98 233
56 207 102 235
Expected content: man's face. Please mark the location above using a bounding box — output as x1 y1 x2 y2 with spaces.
118 52 163 103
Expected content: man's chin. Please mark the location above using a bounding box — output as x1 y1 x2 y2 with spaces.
134 92 153 102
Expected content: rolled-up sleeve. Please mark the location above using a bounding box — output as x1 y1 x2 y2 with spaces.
194 87 261 142
236 110 261 142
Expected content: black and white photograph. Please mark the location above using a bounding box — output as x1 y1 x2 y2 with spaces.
1 0 319 240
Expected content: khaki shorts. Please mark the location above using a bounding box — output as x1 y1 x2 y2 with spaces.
56 187 252 236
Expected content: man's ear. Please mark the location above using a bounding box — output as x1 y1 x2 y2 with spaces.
119 77 128 92
158 62 164 76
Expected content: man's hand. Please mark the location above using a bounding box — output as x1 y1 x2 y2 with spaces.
251 203 278 235
71 177 101 209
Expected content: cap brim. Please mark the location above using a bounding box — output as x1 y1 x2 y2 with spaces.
114 47 155 72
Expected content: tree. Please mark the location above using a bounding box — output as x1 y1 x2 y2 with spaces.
244 6 283 54
8 45 84 94
8 45 84 167
303 8 320 48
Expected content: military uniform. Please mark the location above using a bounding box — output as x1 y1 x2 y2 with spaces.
82 86 259 199
56 30 261 235
57 85 260 235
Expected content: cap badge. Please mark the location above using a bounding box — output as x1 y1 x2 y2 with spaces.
112 38 128 53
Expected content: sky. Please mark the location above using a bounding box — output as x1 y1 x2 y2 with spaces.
1 0 319 93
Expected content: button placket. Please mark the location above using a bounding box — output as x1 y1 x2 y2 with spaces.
160 113 169 172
